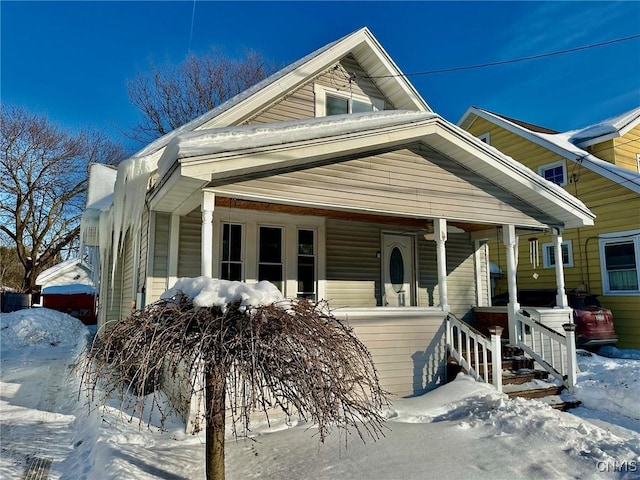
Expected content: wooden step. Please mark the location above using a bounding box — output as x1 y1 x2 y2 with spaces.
502 369 549 385
504 384 564 400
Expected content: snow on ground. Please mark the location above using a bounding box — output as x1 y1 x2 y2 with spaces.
1 308 640 479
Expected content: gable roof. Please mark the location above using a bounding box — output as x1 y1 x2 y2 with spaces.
458 106 640 195
36 258 93 286
151 110 594 229
133 27 431 160
568 106 640 148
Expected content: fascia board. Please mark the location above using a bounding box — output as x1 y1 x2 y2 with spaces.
432 121 595 228
180 121 440 180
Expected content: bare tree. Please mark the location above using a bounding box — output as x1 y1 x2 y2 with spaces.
126 49 273 143
0 105 127 292
82 296 388 480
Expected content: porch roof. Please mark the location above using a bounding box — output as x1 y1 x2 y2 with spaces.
149 111 594 230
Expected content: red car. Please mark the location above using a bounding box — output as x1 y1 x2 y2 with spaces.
490 289 618 348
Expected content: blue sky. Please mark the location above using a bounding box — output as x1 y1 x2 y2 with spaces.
2 1 639 150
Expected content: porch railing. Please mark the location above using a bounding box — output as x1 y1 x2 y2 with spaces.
515 310 577 394
446 314 503 392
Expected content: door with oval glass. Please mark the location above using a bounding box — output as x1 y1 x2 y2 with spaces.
382 233 415 306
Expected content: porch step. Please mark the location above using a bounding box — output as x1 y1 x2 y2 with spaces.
502 369 549 385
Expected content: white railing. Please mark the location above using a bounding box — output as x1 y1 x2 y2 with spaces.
446 315 503 392
515 310 577 393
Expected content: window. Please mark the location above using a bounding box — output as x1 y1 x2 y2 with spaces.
258 226 283 292
297 229 316 300
636 153 640 173
221 223 243 281
538 160 567 186
542 240 573 268
478 133 491 144
599 230 640 294
315 84 384 117
214 211 324 299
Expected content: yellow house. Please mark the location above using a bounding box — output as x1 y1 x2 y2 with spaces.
459 107 640 348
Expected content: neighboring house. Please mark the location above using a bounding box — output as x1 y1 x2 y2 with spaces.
459 107 640 348
35 258 97 325
82 28 594 403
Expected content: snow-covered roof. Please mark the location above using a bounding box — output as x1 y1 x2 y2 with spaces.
36 258 93 286
567 106 640 148
133 27 431 161
458 107 640 195
158 110 436 177
41 283 96 295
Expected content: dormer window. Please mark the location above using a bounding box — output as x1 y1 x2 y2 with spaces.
315 84 384 117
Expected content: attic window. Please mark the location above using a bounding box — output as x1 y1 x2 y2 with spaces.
538 160 567 186
315 84 384 117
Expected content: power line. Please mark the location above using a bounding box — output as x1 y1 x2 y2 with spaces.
363 33 640 79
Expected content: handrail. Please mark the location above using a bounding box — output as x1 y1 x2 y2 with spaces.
446 314 503 392
515 311 577 393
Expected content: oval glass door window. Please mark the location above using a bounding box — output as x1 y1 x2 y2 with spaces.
389 247 404 293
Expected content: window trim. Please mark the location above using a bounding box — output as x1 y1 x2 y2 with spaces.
542 240 573 268
314 84 384 117
538 160 567 186
636 153 640 173
599 229 640 295
213 209 325 299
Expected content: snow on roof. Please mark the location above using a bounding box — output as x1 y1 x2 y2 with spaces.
42 284 96 295
36 258 92 285
158 110 436 176
133 29 363 160
568 106 640 147
464 107 640 194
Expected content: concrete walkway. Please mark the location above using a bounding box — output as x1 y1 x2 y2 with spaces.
0 347 81 479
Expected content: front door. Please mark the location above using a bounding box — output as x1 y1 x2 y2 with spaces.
382 234 415 306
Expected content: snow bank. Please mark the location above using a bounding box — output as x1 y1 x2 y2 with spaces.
0 308 88 353
574 350 640 420
161 277 284 310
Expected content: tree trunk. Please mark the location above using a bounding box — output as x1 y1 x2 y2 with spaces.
205 366 227 480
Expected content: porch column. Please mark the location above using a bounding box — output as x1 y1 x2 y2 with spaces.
167 213 180 288
434 218 449 310
503 224 520 344
201 191 215 277
552 228 568 309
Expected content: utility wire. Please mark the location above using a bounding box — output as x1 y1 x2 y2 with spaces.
188 0 197 53
363 33 640 79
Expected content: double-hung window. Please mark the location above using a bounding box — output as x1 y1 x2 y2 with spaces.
297 229 316 300
221 223 243 281
599 230 640 294
542 240 573 268
258 226 284 292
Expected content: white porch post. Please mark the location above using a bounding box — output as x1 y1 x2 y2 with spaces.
503 224 520 344
552 228 569 309
434 218 449 311
201 191 215 277
167 213 180 289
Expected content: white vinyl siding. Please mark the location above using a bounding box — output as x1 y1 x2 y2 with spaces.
213 148 555 228
150 213 171 302
178 212 202 278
